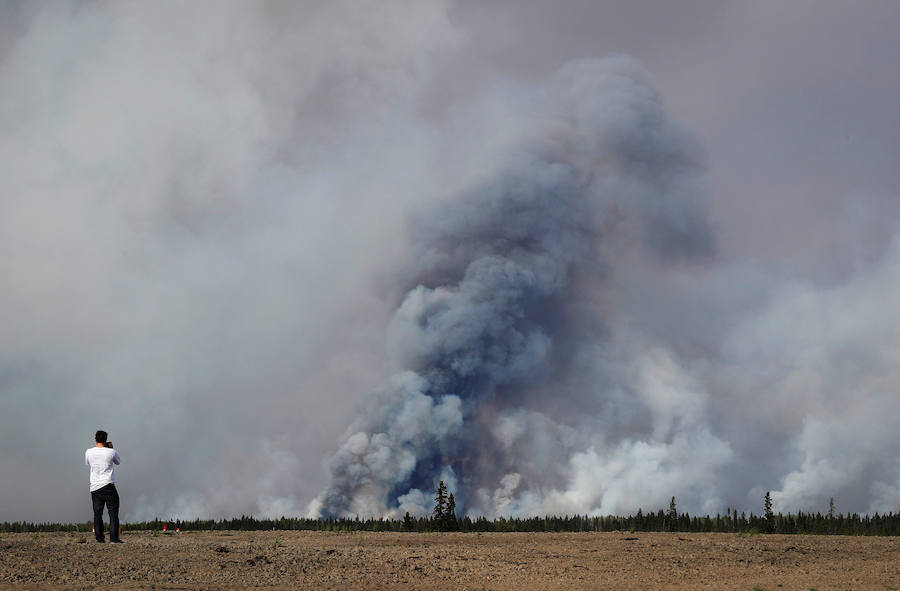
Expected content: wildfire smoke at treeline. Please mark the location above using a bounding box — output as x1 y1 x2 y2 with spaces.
310 57 721 518
309 54 900 520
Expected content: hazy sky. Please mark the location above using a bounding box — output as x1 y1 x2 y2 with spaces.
2 1 900 522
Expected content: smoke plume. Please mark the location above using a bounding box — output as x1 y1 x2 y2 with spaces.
310 57 724 518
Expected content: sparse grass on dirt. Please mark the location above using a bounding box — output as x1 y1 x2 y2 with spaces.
1 530 899 590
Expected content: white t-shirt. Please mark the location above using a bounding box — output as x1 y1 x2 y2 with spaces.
85 447 120 492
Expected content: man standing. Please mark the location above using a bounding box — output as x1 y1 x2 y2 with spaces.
85 430 124 543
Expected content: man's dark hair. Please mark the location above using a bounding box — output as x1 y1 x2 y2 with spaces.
95 430 108 444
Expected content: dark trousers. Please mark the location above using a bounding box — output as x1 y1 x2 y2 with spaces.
91 483 120 542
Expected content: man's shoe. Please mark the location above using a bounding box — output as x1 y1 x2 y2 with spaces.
110 539 126 544
96 540 105 543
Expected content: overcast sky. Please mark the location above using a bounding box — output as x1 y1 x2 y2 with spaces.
2 1 900 522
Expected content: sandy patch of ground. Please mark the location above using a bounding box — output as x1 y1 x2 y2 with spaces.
1 530 898 590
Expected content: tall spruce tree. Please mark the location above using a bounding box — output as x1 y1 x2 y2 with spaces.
433 481 448 529
668 496 677 532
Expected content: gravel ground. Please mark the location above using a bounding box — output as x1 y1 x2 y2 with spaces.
1 530 899 590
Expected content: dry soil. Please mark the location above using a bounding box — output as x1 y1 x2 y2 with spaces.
1 530 898 590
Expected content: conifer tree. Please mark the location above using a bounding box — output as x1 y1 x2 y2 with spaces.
668 496 677 531
402 511 414 532
446 493 458 531
433 481 448 529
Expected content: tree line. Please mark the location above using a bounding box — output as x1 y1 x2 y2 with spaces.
3 491 899 536
4 511 899 535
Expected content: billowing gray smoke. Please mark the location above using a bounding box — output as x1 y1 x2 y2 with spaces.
310 57 718 518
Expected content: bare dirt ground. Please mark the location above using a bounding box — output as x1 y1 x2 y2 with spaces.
1 530 899 590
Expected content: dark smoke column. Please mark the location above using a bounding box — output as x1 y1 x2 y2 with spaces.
309 57 713 518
